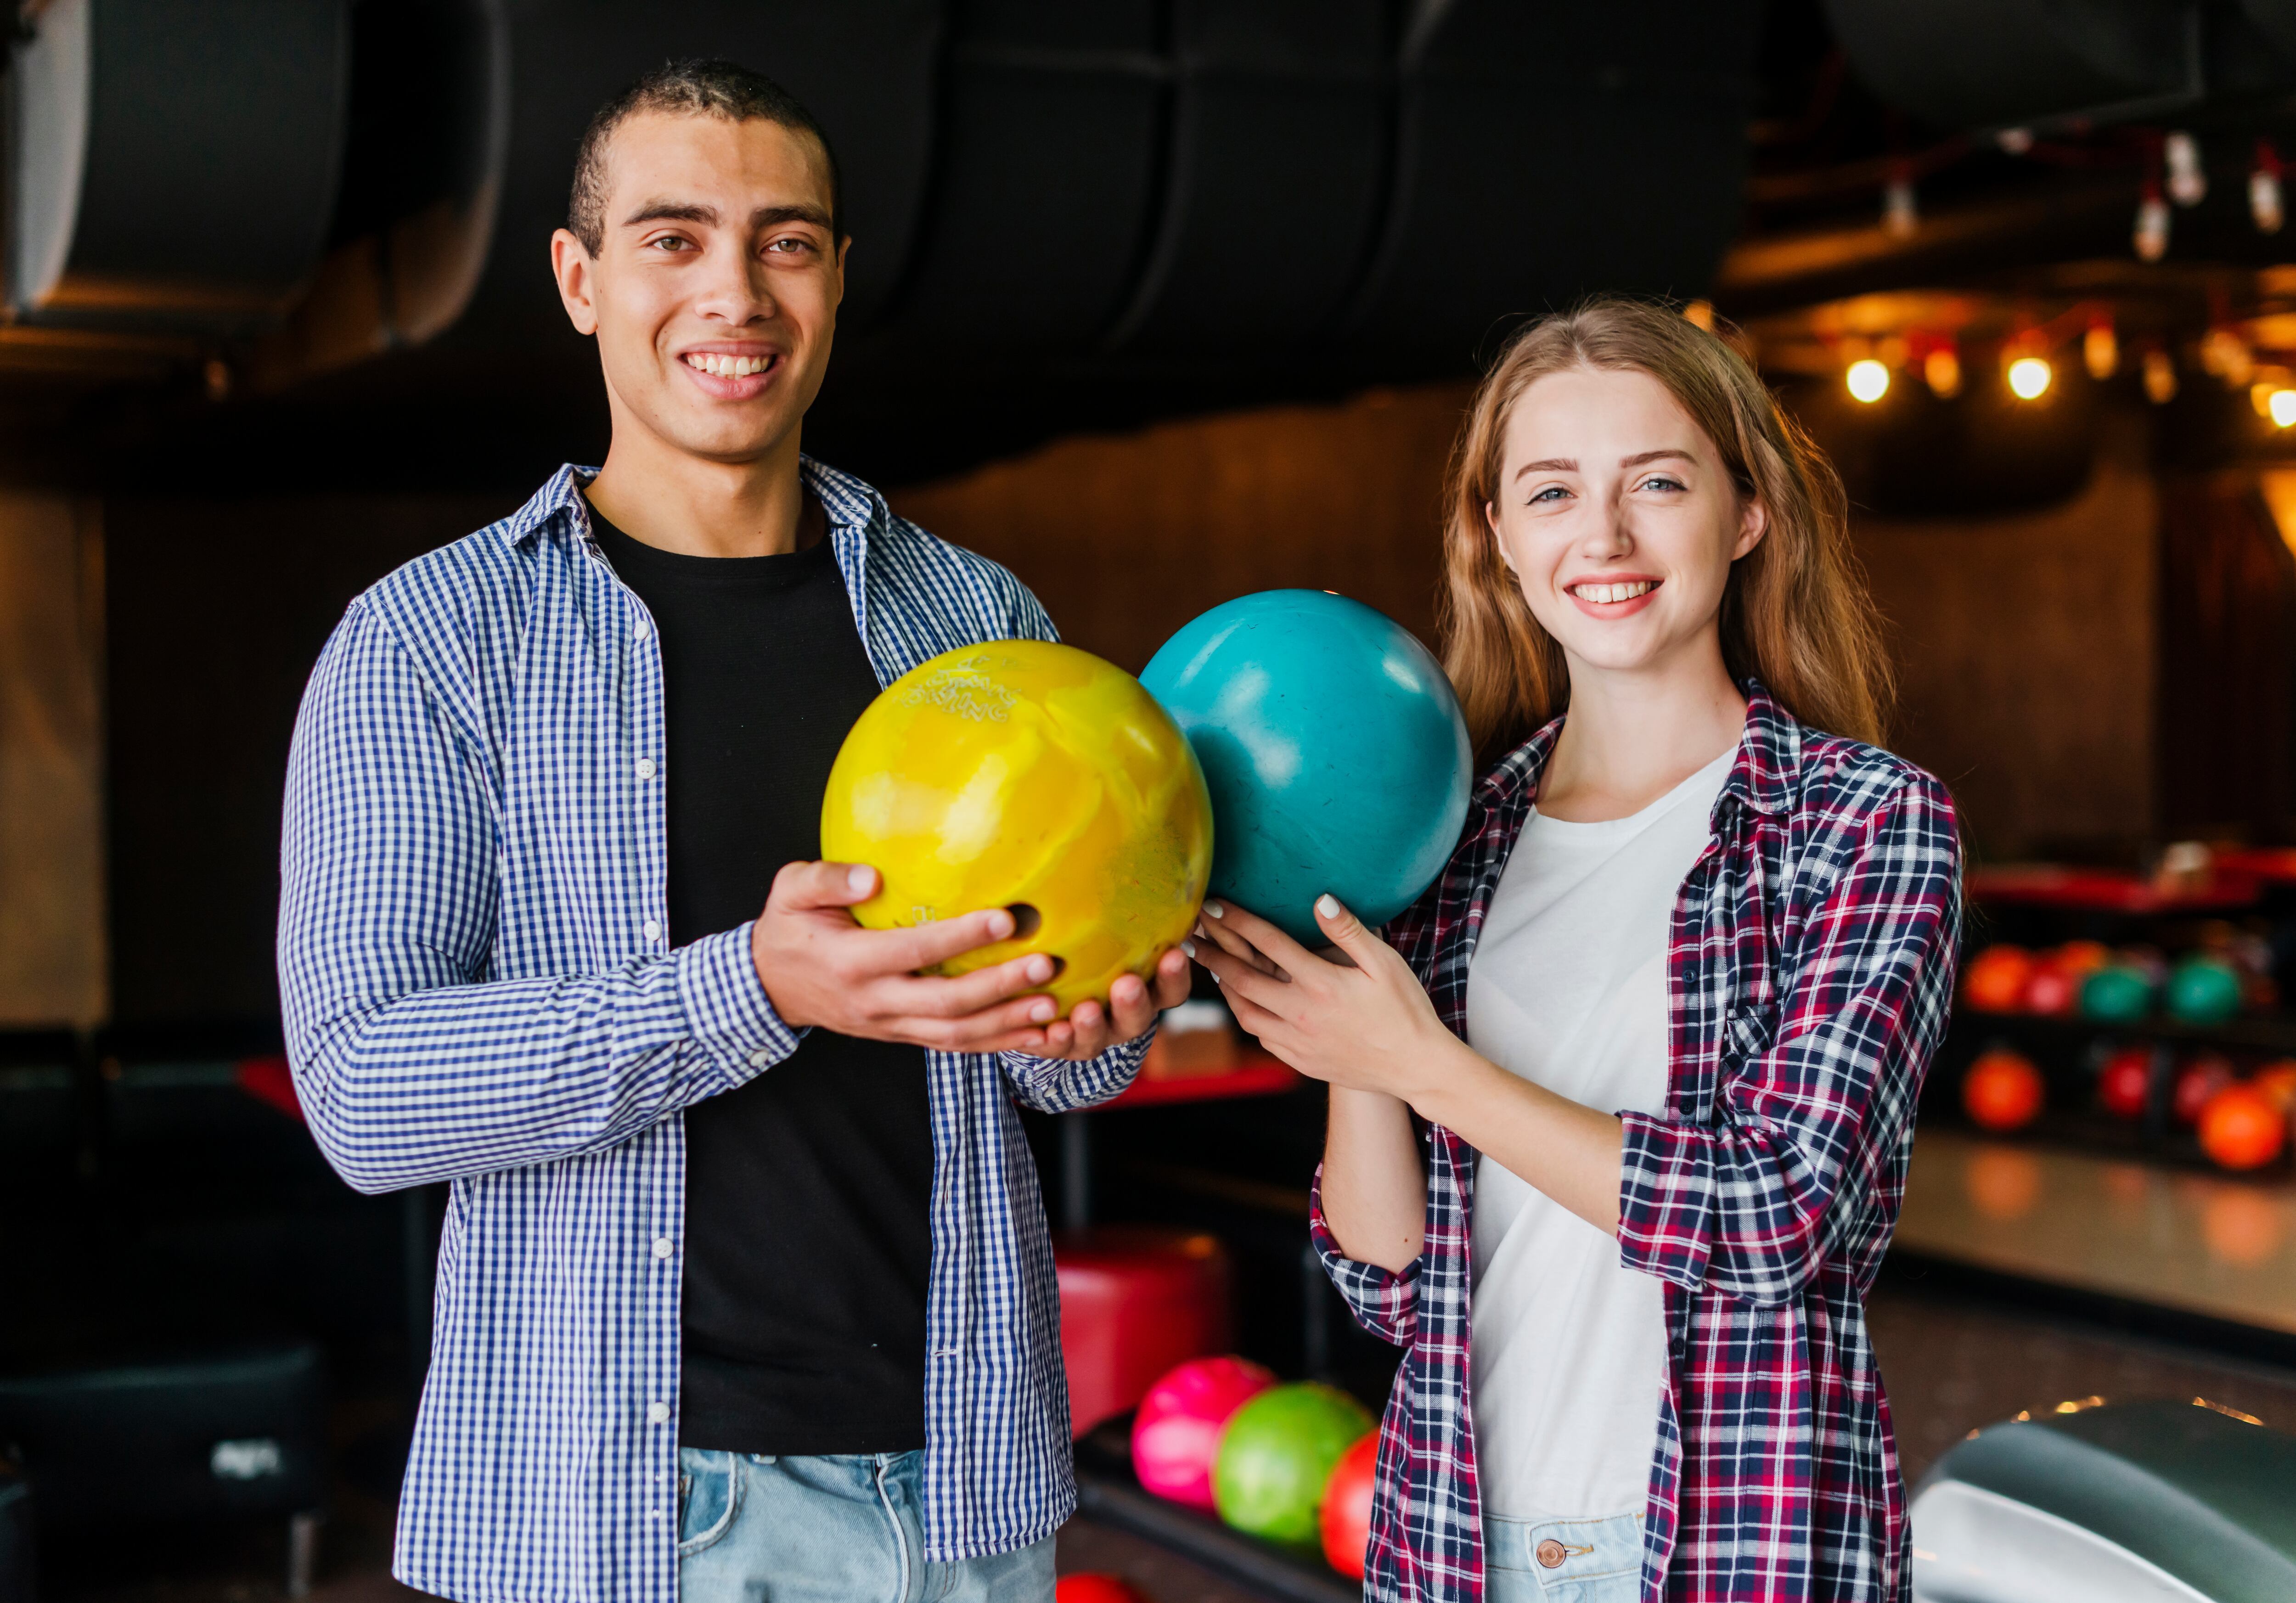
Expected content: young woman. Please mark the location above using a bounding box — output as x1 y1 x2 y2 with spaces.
1187 298 1961 1603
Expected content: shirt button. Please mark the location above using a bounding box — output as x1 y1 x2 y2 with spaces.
647 1402 670 1424
643 919 662 941
652 1237 674 1260
636 758 656 779
748 1049 772 1069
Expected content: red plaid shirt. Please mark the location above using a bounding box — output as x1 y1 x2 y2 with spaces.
1311 687 1962 1602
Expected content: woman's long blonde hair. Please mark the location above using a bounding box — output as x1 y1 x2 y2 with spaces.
1439 297 1892 761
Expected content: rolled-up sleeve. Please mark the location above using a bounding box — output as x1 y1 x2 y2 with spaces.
278 600 804 1195
1000 1028 1152 1113
1616 776 1961 1306
1310 1162 1421 1344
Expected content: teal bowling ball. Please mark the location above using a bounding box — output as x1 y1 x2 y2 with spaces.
1140 590 1473 945
2166 956 2243 1026
2079 964 2154 1023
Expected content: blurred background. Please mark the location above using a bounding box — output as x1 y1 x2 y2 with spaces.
14 1 2296 1600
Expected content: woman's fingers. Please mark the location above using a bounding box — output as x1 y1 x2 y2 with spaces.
1189 910 1285 978
1203 900 1322 979
1190 937 1289 1012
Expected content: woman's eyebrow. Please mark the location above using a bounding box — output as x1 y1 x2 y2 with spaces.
1621 448 1698 467
1513 457 1577 479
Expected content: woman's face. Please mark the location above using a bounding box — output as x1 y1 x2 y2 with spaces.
1486 365 1765 683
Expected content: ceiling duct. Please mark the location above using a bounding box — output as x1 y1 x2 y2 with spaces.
1099 0 1389 356
7 0 352 333
1342 0 1761 365
1820 0 2201 131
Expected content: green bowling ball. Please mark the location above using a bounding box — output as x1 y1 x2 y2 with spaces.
2080 964 2155 1023
2166 956 2243 1026
1213 1382 1375 1546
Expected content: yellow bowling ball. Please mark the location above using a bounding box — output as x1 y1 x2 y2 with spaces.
821 639 1213 1015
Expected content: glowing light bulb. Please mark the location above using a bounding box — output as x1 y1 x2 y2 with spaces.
2084 320 2118 380
2271 389 2296 428
2143 347 2178 405
2007 356 2053 400
2135 187 2171 262
2254 140 2285 235
1846 359 1890 403
2167 132 2207 207
1923 347 1962 399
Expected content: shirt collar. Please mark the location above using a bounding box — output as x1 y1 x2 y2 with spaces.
503 455 887 547
1474 679 1802 821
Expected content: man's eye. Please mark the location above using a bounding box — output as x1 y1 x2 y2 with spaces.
765 237 813 255
648 236 691 252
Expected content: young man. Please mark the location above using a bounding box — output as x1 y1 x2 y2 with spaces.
277 61 1187 1603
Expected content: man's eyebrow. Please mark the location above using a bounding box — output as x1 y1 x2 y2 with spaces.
621 199 719 229
751 203 833 231
1513 457 1577 479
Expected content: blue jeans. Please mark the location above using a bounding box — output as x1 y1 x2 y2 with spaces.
676 1448 1056 1603
1484 1512 1645 1603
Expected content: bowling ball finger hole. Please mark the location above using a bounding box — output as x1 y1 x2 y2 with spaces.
1006 903 1043 939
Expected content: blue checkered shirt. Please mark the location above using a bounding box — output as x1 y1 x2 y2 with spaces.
277 461 1147 1603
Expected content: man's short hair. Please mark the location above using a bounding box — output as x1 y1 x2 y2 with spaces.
568 59 843 255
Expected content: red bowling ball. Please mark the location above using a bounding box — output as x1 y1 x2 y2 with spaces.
1319 1429 1379 1579
1131 1354 1275 1511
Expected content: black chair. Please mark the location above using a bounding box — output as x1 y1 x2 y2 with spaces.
0 1344 325 1597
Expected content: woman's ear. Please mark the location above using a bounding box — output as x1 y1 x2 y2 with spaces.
1484 501 1519 574
1732 496 1768 561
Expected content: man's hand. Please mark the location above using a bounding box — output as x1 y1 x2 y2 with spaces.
751 860 1191 1058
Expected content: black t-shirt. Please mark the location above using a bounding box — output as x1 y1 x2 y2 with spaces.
589 501 934 1456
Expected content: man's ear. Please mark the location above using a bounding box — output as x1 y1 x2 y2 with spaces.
1732 495 1768 561
551 228 599 337
834 236 851 308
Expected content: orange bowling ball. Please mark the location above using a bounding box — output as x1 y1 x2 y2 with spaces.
1963 1049 2044 1132
1962 946 2033 1013
2199 1083 2288 1172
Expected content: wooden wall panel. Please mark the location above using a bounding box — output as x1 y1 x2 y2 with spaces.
1851 413 2158 861
886 384 1471 670
0 494 107 1025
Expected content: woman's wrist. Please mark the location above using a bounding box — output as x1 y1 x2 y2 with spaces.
1394 1030 1504 1125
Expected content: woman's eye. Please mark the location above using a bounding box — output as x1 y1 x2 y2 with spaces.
1640 474 1686 493
1529 485 1570 504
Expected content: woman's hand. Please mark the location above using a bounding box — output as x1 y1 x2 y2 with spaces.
1186 895 1469 1101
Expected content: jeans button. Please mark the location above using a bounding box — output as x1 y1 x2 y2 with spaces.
1536 1539 1567 1569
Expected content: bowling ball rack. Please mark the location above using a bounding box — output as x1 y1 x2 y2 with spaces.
1932 863 2296 1176
1071 1420 1358 1603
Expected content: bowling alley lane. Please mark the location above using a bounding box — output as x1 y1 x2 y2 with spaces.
1895 1128 2296 1338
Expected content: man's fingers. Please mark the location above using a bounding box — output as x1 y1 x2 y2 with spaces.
1105 972 1159 1043
774 858 882 911
889 952 1060 1020
871 906 1021 972
1147 950 1192 1010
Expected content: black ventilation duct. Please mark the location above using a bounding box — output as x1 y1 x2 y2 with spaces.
7 0 352 332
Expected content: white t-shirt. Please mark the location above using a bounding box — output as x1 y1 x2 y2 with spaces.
1463 747 1733 1523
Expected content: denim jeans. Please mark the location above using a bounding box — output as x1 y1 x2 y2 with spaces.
1484 1512 1646 1603
676 1447 1057 1603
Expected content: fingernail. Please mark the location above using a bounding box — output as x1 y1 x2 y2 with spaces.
1026 955 1053 983
1317 894 1340 919
1181 939 1198 959
1205 901 1224 919
988 909 1016 940
1208 970 1221 985
1030 999 1055 1022
847 865 873 894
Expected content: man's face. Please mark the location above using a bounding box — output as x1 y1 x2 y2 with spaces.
552 112 846 465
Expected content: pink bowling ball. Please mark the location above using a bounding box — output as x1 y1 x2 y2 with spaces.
1131 1354 1277 1510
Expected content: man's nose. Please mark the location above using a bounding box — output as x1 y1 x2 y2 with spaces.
694 248 774 323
